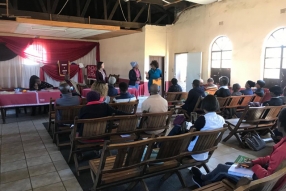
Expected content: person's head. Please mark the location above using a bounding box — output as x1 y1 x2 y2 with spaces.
256 80 265 89
108 76 116 85
91 81 108 97
199 79 204 86
130 61 139 69
269 86 282 97
171 78 178 85
150 84 159 95
150 60 159 69
278 108 286 135
97 61 104 70
219 76 229 86
86 91 101 102
207 78 214 86
119 82 128 93
59 83 71 95
201 95 219 112
232 83 241 92
245 80 255 89
29 75 40 89
192 79 200 88
64 73 70 81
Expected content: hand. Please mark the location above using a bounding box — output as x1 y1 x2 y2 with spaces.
236 162 253 169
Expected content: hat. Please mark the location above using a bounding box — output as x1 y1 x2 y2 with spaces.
130 61 138 68
108 76 116 85
86 91 100 102
247 80 255 88
256 80 265 88
269 86 282 96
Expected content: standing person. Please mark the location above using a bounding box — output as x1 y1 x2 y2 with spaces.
29 75 53 90
129 61 141 90
182 79 205 113
255 80 265 97
107 77 118 97
214 76 231 97
168 78 182 92
145 60 162 93
96 61 107 83
240 80 255 95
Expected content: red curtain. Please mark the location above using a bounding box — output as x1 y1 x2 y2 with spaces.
40 64 83 83
0 36 100 64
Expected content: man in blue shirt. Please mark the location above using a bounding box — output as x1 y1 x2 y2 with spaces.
255 80 265 97
240 80 255 95
56 83 80 106
114 82 136 103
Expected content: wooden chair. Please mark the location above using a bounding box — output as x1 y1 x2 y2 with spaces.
252 95 264 103
165 92 182 107
223 106 284 147
138 110 173 138
109 100 139 114
48 98 56 132
53 105 84 147
179 92 188 101
216 97 229 111
182 97 204 121
236 95 255 112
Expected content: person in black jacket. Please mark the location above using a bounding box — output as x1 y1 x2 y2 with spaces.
78 91 128 136
168 78 182 92
254 80 265 97
263 86 283 106
214 76 231 97
129 61 141 89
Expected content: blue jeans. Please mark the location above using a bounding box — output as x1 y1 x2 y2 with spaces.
129 84 139 90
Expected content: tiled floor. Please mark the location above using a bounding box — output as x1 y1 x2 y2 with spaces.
0 99 271 191
0 116 82 191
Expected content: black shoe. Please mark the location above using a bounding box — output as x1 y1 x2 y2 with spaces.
192 175 204 188
191 167 203 177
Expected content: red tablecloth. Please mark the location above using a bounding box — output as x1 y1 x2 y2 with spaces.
82 88 139 98
37 90 61 104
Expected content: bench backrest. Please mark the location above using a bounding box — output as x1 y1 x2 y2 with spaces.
165 92 181 102
54 105 84 124
109 100 139 114
239 95 254 107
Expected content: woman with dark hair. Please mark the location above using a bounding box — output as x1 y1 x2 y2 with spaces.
129 61 141 89
168 78 182 92
29 75 53 90
145 60 162 92
96 61 107 83
240 80 255 95
191 108 286 191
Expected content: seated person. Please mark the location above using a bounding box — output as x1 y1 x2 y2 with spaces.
191 108 286 191
199 79 205 91
141 84 168 135
114 82 136 103
56 83 80 106
281 86 286 104
29 75 53 90
240 80 255 95
214 76 231 97
168 78 182 92
169 96 225 161
60 73 85 96
78 91 128 136
91 81 110 103
205 78 218 90
263 86 283 106
107 77 118 97
232 83 242 96
182 79 206 113
254 80 265 97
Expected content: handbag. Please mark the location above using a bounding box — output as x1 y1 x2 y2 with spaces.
242 132 265 151
173 115 186 126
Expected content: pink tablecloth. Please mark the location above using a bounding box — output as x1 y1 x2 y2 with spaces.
82 88 139 98
37 90 61 104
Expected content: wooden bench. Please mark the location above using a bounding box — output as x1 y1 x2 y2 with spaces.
48 98 56 132
109 100 139 114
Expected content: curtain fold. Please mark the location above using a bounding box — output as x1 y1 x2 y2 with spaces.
0 43 17 61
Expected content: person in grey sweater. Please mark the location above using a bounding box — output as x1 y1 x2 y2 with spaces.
56 83 80 106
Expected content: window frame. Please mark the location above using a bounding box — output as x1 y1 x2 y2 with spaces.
210 36 232 69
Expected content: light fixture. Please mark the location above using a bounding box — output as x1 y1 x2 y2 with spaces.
31 27 67 32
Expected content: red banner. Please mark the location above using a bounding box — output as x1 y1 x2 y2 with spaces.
58 61 70 76
86 65 97 80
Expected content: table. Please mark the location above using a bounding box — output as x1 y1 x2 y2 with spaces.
0 90 61 123
82 88 139 98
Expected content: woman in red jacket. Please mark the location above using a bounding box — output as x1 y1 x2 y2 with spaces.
191 108 286 190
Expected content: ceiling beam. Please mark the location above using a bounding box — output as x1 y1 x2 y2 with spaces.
164 0 183 7
154 14 167 24
76 0 80 16
103 0 107 20
47 0 51 13
38 0 47 13
108 0 119 20
127 1 131 22
133 4 146 22
136 0 164 6
148 4 151 24
81 0 91 17
51 0 59 14
12 0 17 10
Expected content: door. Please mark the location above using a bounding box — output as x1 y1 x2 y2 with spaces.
149 56 165 95
175 53 188 92
186 52 202 91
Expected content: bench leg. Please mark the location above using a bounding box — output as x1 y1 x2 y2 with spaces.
203 163 211 173
1 108 6 123
176 171 187 188
160 172 173 182
125 181 139 191
140 180 149 191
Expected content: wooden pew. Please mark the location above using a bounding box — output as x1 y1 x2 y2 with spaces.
109 100 139 114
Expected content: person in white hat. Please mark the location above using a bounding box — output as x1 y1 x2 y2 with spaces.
129 61 141 90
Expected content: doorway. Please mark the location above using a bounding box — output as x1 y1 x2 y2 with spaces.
149 56 165 95
175 53 187 92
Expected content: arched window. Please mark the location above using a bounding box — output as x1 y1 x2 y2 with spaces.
263 27 286 87
23 43 47 65
210 36 232 84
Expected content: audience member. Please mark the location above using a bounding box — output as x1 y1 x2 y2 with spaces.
141 84 168 134
281 86 286 104
114 82 136 103
254 80 265 97
29 75 53 90
182 79 205 113
129 61 141 89
191 108 286 191
91 81 109 103
96 61 107 83
205 78 218 90
232 83 242 96
107 77 118 97
199 79 205 91
168 78 182 92
60 73 83 96
56 83 80 106
214 76 231 97
240 80 255 95
263 86 283 106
